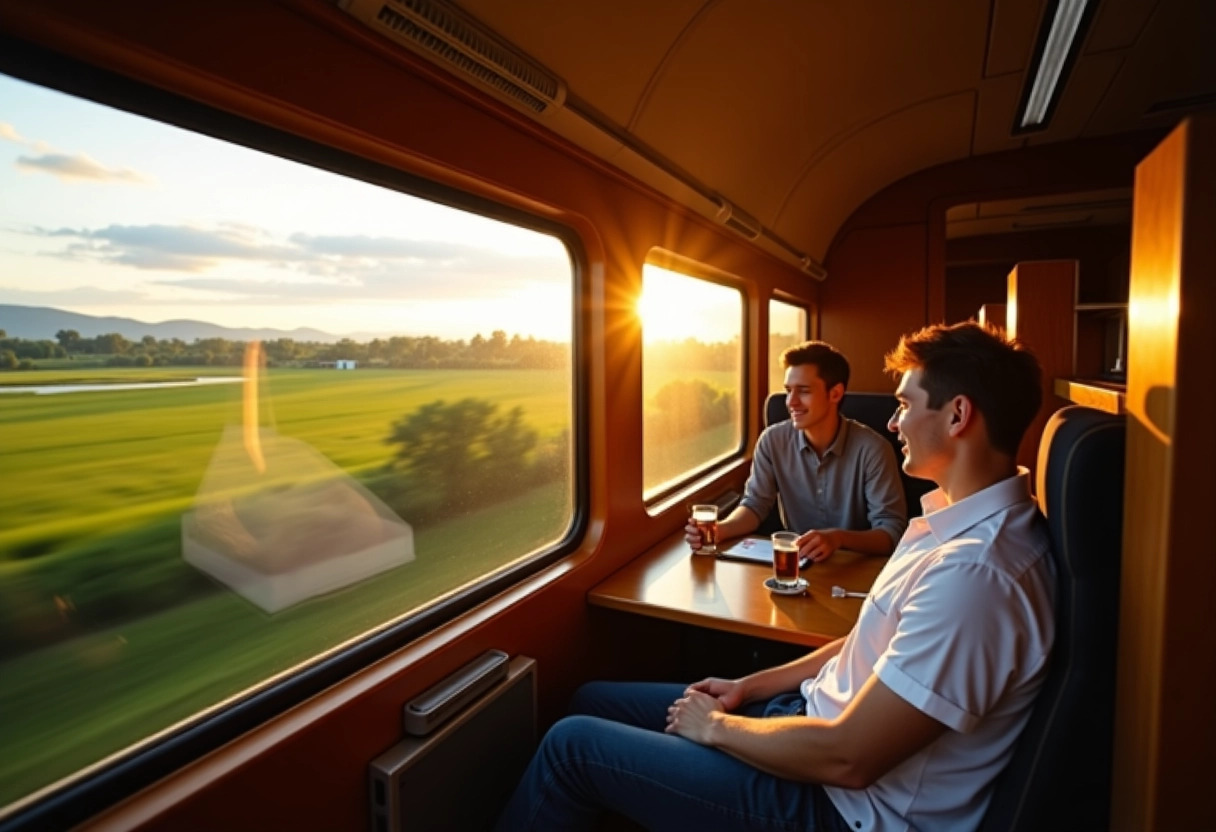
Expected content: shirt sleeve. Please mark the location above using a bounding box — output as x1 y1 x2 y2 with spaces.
863 437 907 544
873 557 1051 732
739 427 779 521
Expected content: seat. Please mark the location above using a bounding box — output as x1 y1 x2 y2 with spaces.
978 405 1126 832
753 392 791 534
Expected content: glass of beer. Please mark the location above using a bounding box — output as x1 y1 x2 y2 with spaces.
691 504 719 555
771 531 801 588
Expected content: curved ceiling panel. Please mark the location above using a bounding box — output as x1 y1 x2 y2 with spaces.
458 0 706 126
775 92 977 259
630 0 989 228
352 0 1213 277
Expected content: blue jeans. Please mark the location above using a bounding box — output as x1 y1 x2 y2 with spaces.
494 681 853 831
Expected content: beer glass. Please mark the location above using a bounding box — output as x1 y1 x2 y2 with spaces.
771 531 801 588
690 504 719 555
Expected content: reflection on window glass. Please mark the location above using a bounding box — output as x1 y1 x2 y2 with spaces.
769 299 808 395
0 73 575 807
639 263 743 499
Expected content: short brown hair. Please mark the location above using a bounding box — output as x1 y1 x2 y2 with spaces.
781 341 850 391
883 322 1042 457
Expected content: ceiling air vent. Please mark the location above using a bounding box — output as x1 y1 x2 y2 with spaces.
713 199 761 241
339 0 567 115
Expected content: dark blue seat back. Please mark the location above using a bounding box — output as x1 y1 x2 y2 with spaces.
838 392 933 517
979 405 1126 832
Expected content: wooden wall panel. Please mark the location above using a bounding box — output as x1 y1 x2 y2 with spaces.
1111 115 1216 831
1006 260 1077 473
978 303 1006 329
819 223 928 392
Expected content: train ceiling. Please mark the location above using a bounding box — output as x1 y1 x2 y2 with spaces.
344 0 1215 276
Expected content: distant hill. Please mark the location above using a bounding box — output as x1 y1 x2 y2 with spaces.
0 304 346 344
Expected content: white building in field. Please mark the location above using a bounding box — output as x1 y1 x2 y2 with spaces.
335 359 357 370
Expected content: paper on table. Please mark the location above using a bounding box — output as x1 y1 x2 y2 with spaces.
718 536 773 564
718 536 809 568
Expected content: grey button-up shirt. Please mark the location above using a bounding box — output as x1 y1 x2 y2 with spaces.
739 416 907 545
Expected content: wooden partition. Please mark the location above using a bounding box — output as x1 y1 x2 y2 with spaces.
977 303 1006 329
1110 116 1215 831
1005 260 1076 473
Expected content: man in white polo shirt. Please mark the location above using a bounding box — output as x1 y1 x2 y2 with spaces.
495 322 1054 832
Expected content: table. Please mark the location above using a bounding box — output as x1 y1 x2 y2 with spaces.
588 533 888 647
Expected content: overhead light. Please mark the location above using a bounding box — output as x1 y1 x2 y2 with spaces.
1015 0 1094 132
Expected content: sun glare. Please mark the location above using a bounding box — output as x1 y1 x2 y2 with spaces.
638 264 740 344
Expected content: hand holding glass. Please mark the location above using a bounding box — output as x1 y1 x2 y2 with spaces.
691 504 719 555
770 531 801 588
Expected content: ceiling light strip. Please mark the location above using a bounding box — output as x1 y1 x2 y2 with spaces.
1018 0 1091 130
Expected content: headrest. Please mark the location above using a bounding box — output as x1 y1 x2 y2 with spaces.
1035 406 1126 579
839 392 897 433
765 392 788 427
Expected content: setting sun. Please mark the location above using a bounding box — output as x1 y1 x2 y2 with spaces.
637 264 742 343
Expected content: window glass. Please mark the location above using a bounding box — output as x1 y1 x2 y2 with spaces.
639 263 743 499
768 299 808 395
0 73 575 807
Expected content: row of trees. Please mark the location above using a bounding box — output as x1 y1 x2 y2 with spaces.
644 378 737 442
0 329 66 369
373 377 732 529
375 398 568 525
0 328 569 370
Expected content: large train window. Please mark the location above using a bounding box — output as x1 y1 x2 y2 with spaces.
638 259 744 500
768 298 809 395
0 71 576 810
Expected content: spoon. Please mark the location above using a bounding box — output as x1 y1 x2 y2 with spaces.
831 585 867 599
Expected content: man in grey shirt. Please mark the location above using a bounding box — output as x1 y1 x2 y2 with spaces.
686 341 906 561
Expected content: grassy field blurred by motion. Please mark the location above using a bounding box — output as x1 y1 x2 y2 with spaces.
0 362 734 806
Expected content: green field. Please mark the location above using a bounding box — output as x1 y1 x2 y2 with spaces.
0 367 573 806
0 363 736 807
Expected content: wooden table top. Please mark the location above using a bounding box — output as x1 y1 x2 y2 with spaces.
588 533 888 647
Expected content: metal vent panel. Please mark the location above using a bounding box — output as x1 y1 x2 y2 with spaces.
341 0 566 114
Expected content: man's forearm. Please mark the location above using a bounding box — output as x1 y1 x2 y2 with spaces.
708 712 855 786
718 505 762 540
702 674 948 789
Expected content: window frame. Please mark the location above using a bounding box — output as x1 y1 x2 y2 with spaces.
767 294 812 396
0 32 589 832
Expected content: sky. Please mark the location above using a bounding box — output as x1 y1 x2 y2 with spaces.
0 73 574 342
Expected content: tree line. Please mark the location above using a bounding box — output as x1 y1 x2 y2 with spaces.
0 328 568 370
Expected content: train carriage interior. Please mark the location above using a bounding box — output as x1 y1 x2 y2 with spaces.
0 0 1213 830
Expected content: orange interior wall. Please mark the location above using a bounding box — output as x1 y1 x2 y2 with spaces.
820 223 930 392
819 133 1164 394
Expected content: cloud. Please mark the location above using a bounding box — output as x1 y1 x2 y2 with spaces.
288 232 461 260
2 121 150 183
0 122 28 144
16 153 148 184
25 223 570 305
35 224 298 271
30 222 559 287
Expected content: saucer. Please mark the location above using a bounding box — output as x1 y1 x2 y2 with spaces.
765 577 808 595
